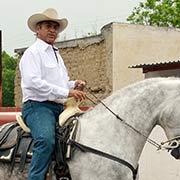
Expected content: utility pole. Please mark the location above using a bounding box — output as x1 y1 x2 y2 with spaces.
0 30 2 106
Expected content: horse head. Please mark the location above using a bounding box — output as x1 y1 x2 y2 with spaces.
156 81 180 160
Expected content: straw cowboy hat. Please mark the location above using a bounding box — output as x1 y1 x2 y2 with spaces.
27 8 68 33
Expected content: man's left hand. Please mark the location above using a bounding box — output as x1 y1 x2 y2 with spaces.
75 80 86 91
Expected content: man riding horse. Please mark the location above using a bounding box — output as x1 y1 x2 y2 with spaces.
19 8 86 180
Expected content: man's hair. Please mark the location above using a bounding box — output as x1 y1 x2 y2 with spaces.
36 21 60 27
36 21 44 28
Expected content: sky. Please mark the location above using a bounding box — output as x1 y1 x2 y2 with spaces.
0 0 144 56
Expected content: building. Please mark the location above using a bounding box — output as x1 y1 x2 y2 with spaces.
130 60 180 78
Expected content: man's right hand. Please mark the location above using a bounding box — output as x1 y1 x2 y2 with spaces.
68 90 86 101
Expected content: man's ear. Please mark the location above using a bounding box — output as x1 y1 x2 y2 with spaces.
35 25 40 33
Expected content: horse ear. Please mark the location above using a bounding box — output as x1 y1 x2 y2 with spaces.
170 145 180 159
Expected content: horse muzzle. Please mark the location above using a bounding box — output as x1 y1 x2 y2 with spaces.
170 144 180 160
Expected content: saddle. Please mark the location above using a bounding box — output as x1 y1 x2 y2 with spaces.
15 97 83 132
0 97 84 176
59 97 83 126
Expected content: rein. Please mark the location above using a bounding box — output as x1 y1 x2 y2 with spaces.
86 88 161 149
86 89 180 151
68 88 177 179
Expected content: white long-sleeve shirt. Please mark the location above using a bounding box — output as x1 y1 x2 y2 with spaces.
19 38 75 104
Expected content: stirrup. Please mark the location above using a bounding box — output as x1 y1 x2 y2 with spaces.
16 114 31 133
59 178 69 180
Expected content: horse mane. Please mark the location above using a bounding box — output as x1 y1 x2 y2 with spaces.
144 77 180 136
105 77 180 104
85 77 180 128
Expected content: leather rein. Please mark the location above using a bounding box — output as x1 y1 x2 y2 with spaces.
68 88 180 180
86 90 180 151
86 90 161 149
68 88 179 179
67 89 147 180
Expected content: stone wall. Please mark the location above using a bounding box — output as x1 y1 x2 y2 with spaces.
14 31 113 107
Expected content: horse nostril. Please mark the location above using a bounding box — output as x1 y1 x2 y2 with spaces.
170 145 180 159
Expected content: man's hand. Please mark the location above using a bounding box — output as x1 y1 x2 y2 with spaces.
68 89 86 101
75 80 86 91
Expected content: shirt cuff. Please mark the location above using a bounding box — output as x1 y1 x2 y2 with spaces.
68 80 76 89
51 84 69 98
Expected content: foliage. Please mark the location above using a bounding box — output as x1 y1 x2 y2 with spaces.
127 0 180 28
2 51 18 106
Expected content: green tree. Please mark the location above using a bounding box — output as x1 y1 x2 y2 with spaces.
127 0 180 28
2 51 18 106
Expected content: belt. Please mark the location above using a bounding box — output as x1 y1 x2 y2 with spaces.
24 100 63 106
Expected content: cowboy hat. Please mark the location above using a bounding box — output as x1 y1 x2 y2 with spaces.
27 8 68 33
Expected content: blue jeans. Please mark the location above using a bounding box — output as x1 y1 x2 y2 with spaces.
22 100 64 180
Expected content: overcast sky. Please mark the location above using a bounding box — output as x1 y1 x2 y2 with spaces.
0 0 144 56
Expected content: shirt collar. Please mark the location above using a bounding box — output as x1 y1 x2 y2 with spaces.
36 38 58 51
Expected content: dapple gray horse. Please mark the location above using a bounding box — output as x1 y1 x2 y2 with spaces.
1 77 180 180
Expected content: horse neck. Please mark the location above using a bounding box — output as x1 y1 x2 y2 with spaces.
79 79 169 167
79 105 153 168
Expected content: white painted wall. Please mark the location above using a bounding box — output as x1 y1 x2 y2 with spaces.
111 23 180 179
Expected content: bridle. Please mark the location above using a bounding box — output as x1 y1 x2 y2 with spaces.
160 136 180 150
85 88 161 149
69 88 180 180
86 88 180 152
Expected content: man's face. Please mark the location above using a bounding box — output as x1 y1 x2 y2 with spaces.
35 21 60 45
